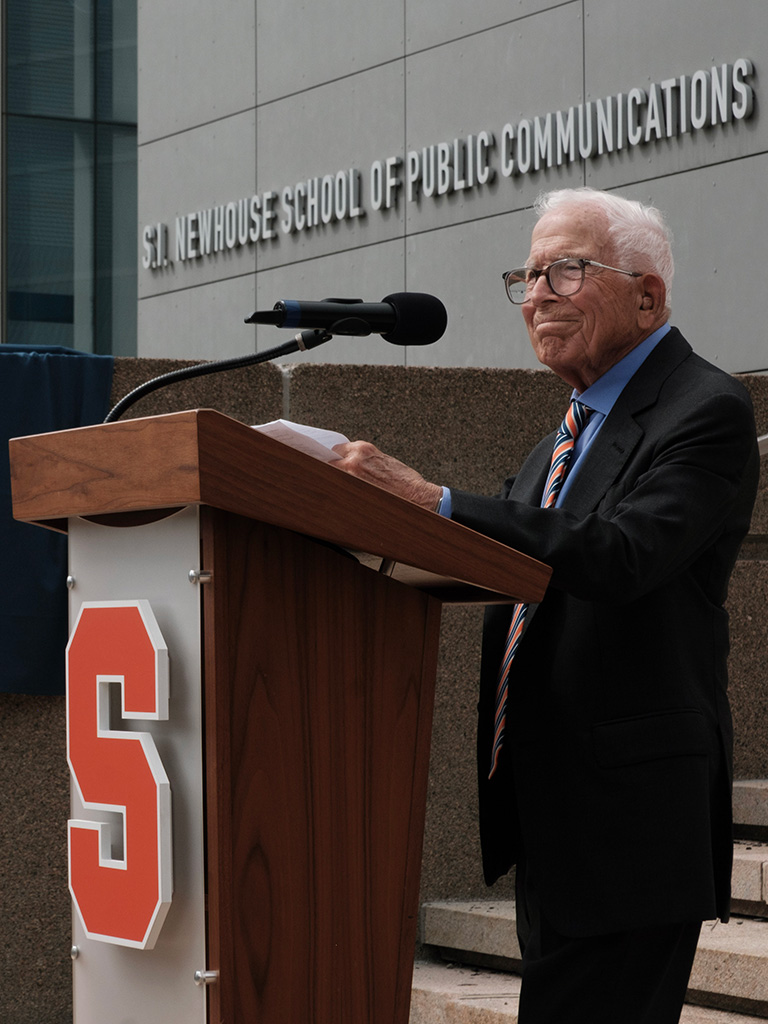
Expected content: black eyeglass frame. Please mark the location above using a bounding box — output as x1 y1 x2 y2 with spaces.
502 258 642 304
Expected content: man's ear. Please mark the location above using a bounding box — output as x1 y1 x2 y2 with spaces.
637 273 666 323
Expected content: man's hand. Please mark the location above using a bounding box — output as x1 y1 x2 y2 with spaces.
332 441 443 511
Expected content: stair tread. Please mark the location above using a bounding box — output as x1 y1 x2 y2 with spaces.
424 900 768 956
411 962 768 1023
697 917 768 955
422 903 768 1017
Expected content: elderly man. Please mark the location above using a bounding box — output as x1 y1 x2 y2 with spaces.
332 187 759 1024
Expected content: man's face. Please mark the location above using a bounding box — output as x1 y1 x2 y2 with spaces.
521 205 651 392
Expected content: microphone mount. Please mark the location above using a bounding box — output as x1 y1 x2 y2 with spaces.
245 297 389 337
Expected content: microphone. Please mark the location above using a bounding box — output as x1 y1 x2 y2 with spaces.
244 292 447 346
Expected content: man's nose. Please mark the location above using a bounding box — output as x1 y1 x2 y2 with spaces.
527 271 559 303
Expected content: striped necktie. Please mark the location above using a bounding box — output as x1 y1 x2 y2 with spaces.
488 399 590 778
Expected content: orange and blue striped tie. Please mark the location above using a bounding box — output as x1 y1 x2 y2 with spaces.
489 399 590 777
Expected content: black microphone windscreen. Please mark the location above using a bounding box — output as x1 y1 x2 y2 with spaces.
381 292 447 346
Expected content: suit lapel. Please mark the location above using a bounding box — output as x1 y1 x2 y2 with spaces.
505 328 693 518
560 327 693 517
561 418 643 516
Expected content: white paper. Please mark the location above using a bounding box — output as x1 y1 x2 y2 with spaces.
251 418 349 462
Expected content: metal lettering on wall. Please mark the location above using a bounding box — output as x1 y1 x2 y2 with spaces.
141 59 755 271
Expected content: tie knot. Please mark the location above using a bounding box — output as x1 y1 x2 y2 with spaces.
542 400 591 510
564 399 590 440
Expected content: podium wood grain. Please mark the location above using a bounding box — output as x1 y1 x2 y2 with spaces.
201 510 441 1023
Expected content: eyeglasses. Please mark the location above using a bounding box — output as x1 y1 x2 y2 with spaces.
502 258 641 304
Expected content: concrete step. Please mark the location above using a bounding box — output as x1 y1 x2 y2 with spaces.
411 962 521 1024
410 961 768 1024
420 902 768 1019
734 781 768 840
732 840 768 916
732 779 768 915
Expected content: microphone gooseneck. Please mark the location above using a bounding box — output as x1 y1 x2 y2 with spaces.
103 330 330 423
105 291 446 423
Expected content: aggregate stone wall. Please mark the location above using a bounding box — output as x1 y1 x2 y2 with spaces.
2 360 765 1022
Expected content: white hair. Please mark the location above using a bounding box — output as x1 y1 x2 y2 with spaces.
534 187 674 310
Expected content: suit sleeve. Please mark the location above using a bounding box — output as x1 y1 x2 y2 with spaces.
450 387 759 604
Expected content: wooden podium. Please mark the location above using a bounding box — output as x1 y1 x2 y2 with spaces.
10 409 550 1024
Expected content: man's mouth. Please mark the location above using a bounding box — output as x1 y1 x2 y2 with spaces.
534 316 574 329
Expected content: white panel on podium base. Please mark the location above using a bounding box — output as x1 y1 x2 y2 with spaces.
68 507 208 1024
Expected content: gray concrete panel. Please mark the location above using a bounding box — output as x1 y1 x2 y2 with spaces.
729 560 768 780
406 0 572 54
137 273 258 359
138 0 255 143
256 0 403 103
254 239 408 366
1 696 70 1024
120 0 768 377
404 7 587 237
254 63 406 269
404 210 542 370
583 0 765 190
138 112 257 299
630 156 768 375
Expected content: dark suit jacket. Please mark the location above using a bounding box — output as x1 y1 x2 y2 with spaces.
450 328 759 937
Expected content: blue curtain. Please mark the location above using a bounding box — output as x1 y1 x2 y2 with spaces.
1 346 113 694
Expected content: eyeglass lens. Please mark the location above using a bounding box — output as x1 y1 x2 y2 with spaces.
505 259 585 303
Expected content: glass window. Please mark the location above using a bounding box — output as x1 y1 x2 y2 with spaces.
6 118 95 350
6 0 95 120
4 1 137 355
96 0 138 123
96 125 138 356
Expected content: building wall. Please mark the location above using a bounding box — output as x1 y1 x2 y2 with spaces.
137 0 767 374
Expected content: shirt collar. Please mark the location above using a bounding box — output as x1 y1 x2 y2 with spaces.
574 322 671 415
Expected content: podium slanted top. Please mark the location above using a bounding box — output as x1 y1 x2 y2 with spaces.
9 408 551 605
